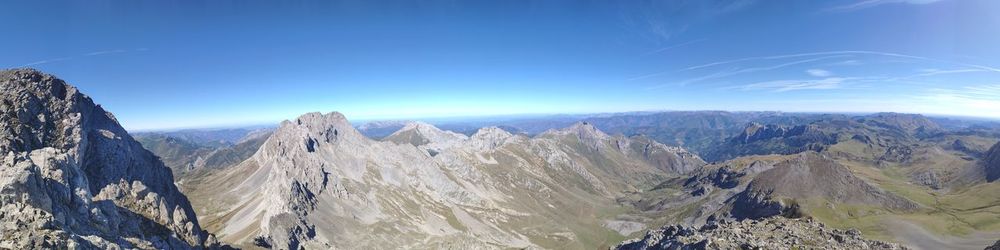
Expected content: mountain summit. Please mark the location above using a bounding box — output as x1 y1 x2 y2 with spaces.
0 69 215 248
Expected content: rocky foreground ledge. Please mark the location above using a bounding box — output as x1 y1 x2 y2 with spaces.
0 68 218 249
615 217 906 250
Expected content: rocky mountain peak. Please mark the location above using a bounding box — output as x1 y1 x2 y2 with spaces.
385 121 467 147
0 68 214 248
269 111 366 151
571 121 607 135
1 68 88 154
289 111 353 133
537 121 616 152
469 126 514 150
399 121 433 130
544 121 608 141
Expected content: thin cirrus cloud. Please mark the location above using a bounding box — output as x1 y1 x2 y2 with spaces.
19 57 74 67
634 50 1000 92
618 0 757 44
738 77 864 92
917 84 1000 118
642 55 849 89
16 48 147 68
825 0 947 12
679 50 929 71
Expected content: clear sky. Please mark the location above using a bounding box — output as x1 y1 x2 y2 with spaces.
2 0 999 130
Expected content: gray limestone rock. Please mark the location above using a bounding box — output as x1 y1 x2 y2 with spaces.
615 217 907 250
0 68 216 249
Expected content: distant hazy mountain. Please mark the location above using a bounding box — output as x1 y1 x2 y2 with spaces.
133 127 271 148
134 129 272 177
355 120 414 139
0 69 218 248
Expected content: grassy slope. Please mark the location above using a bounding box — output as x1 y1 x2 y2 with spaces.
804 141 1000 244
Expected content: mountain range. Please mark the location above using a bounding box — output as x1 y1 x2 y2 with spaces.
3 69 1000 249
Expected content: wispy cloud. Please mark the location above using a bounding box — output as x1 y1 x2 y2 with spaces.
681 50 929 71
84 49 129 56
19 57 74 67
641 39 707 57
917 84 1000 118
739 77 859 92
925 84 1000 101
16 48 147 68
641 55 849 88
911 68 986 77
619 0 757 44
826 0 946 12
806 69 833 77
628 55 844 82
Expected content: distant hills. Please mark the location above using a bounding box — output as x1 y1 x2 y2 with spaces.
134 129 272 178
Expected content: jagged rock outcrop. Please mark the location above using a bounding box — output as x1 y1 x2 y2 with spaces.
986 239 1000 250
0 69 215 249
620 135 705 175
703 122 833 162
986 142 1000 182
615 217 906 250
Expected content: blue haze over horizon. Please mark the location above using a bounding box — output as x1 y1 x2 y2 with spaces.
2 0 1000 130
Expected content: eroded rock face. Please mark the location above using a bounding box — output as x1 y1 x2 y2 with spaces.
0 69 214 249
615 217 907 250
985 142 1000 182
985 239 1000 250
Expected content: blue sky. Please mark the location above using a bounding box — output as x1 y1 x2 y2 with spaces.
2 0 999 130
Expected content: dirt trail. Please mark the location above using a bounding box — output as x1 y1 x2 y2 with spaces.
885 219 998 250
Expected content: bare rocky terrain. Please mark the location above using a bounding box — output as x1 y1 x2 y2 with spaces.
0 69 219 249
615 217 906 250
